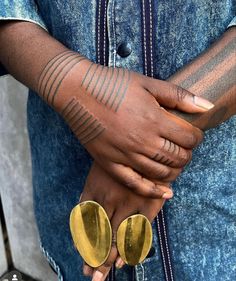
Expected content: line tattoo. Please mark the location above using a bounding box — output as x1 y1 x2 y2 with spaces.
178 37 236 90
168 33 236 129
38 50 73 94
60 97 105 145
38 51 86 107
81 64 130 111
152 151 173 166
40 52 78 99
152 139 182 166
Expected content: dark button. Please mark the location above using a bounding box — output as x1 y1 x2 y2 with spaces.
146 246 156 258
117 42 132 57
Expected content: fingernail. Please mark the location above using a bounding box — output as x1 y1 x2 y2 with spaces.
116 257 125 269
162 192 173 199
193 96 214 110
92 270 103 281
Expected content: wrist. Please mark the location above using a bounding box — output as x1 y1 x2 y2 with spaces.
37 50 92 113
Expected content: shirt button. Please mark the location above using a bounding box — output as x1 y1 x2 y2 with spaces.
146 246 156 258
117 42 132 58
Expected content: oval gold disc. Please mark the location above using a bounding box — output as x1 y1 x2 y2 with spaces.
117 214 153 266
69 201 112 268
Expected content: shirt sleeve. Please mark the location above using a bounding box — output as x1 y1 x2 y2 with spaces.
0 0 47 76
228 16 236 28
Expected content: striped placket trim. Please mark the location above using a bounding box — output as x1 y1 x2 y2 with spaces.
96 0 109 65
141 0 154 77
156 209 175 281
141 1 175 280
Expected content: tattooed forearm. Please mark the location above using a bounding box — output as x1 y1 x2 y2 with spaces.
81 63 130 111
169 27 236 130
176 37 235 90
38 51 86 107
60 97 105 145
38 50 130 112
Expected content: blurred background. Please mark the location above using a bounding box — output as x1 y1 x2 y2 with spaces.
0 76 57 281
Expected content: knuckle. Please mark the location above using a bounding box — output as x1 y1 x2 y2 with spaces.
178 149 192 166
149 185 163 198
103 196 113 208
167 168 182 181
185 133 199 148
143 165 157 178
174 85 188 102
188 128 204 148
156 167 170 179
124 175 140 190
197 129 204 143
167 168 183 179
127 131 144 147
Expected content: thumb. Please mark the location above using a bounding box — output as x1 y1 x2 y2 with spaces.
146 79 214 113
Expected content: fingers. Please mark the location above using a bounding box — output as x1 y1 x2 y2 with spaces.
157 108 204 149
92 202 137 280
139 198 165 221
145 78 214 113
83 263 94 277
92 209 125 280
107 162 173 199
92 245 118 281
127 153 182 181
79 190 94 203
115 256 125 269
150 138 192 168
91 187 129 280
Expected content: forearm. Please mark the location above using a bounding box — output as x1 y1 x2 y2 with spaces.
0 22 67 91
0 21 92 113
169 26 236 130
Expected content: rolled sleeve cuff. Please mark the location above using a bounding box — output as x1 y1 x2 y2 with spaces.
228 16 236 28
0 0 47 76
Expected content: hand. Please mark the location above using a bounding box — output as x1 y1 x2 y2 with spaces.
39 54 213 198
79 163 166 281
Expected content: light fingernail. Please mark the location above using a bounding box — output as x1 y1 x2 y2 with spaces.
92 270 103 281
116 257 125 269
162 192 173 199
193 96 214 110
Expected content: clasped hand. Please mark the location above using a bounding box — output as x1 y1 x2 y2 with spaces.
50 58 213 281
54 59 213 199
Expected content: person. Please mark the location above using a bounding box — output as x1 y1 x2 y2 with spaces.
0 1 235 280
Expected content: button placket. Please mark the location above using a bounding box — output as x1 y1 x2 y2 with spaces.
107 0 117 67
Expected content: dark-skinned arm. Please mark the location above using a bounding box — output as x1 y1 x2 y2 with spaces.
168 26 236 130
81 26 236 281
0 21 211 199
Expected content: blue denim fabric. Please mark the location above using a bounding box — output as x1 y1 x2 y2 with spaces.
0 1 236 280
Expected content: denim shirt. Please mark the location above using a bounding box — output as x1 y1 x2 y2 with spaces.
0 1 236 281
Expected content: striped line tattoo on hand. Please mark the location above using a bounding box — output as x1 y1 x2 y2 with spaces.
81 63 131 112
152 139 181 166
38 50 86 107
60 96 105 145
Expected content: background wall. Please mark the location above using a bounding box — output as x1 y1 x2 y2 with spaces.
0 76 57 281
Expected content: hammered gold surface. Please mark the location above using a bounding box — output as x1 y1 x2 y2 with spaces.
69 201 112 268
117 214 153 266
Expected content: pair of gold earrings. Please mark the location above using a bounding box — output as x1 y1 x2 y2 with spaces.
70 201 153 267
